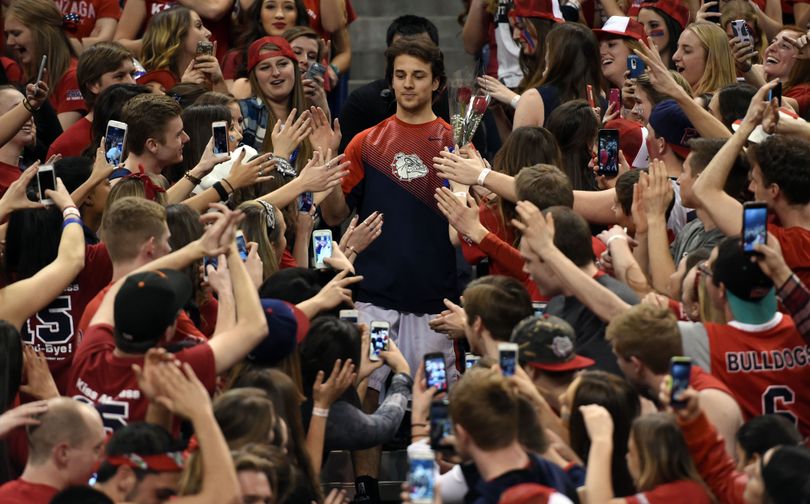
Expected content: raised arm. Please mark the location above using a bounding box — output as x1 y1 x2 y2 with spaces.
581 405 626 504
462 0 491 55
113 0 146 53
0 180 85 329
433 149 518 202
319 0 348 33
643 161 677 293
177 0 233 21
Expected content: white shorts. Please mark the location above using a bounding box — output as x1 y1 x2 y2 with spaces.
357 302 460 394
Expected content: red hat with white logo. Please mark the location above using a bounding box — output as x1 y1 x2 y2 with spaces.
605 118 650 169
593 16 648 43
640 0 690 30
509 0 564 23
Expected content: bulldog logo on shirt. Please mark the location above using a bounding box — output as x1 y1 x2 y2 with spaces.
391 152 428 181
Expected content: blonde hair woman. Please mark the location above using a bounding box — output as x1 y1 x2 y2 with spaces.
236 200 284 281
5 0 83 129
673 22 736 97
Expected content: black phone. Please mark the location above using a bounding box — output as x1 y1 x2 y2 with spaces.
670 356 692 409
212 121 229 155
768 81 782 107
429 399 455 452
742 202 768 255
36 164 56 203
424 352 448 393
597 129 620 177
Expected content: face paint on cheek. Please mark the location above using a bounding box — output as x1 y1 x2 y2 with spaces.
649 29 666 37
522 29 536 51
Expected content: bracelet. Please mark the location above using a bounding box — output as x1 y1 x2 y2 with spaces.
477 167 492 187
510 94 521 108
22 98 38 113
329 63 340 78
221 177 235 193
212 181 229 201
62 205 78 215
62 217 82 229
184 172 202 185
63 208 81 218
312 407 329 417
411 422 428 427
606 235 628 249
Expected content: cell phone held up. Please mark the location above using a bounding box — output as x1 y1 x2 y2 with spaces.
312 229 332 269
408 448 435 504
369 321 390 362
498 342 518 377
424 352 448 393
731 19 754 47
212 120 229 155
37 164 56 204
306 62 327 82
627 55 645 79
429 399 454 452
670 356 692 409
742 202 768 255
597 129 620 178
768 81 782 107
196 40 214 56
105 120 128 169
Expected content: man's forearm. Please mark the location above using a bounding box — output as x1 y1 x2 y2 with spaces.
693 125 748 198
674 90 731 139
647 216 676 294
319 186 349 226
190 410 241 503
228 249 265 333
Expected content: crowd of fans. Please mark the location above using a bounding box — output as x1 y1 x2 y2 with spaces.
0 0 808 502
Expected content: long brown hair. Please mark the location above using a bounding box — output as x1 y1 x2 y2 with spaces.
141 6 192 77
519 17 557 91
538 23 603 103
780 26 810 91
6 0 76 85
236 200 281 280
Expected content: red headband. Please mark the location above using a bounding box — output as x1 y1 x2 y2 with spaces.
124 165 166 202
247 36 298 73
106 452 184 472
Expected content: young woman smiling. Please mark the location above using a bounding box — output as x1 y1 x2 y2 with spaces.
593 16 648 89
672 21 737 98
638 0 689 70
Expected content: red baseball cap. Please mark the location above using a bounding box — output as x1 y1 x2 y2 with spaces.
247 36 298 73
136 69 178 91
509 0 564 23
593 16 648 42
640 0 690 30
605 118 650 169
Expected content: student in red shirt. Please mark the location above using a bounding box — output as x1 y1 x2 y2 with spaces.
606 304 743 456
581 405 712 504
5 0 86 130
0 88 36 196
48 43 135 159
56 0 121 51
69 206 270 431
0 398 106 504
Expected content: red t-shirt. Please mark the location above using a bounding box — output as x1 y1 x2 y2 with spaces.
2 56 22 84
0 161 21 196
303 0 356 41
67 323 216 432
78 282 208 345
625 480 711 504
50 59 87 115
786 83 810 118
56 0 122 39
21 243 112 394
47 116 92 159
704 314 810 437
222 49 242 81
768 223 810 289
689 365 733 396
0 479 58 504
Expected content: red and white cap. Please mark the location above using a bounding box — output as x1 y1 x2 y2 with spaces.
593 16 648 42
605 118 650 169
509 0 564 23
640 0 690 30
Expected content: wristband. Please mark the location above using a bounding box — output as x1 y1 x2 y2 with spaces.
63 209 81 218
477 167 492 187
606 235 628 249
510 94 521 108
62 205 78 214
23 98 38 112
184 172 202 185
212 181 229 201
329 63 340 78
62 217 82 229
221 177 235 193
312 407 329 418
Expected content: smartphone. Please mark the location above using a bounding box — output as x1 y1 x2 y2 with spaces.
670 356 692 409
742 202 768 255
104 120 128 168
768 81 782 107
429 399 454 452
306 62 327 81
498 342 518 377
298 191 314 212
731 19 754 46
464 352 480 370
339 309 359 323
408 449 435 504
424 352 448 393
532 302 547 317
627 55 645 79
202 256 218 280
37 164 55 204
312 229 333 269
36 55 47 83
212 120 229 155
609 88 621 112
196 40 214 56
369 321 390 362
235 230 249 261
586 84 596 108
597 129 620 178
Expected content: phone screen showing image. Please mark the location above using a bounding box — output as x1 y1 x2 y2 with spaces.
597 129 620 177
105 125 127 168
499 348 517 377
235 233 249 261
370 324 389 360
314 233 332 267
429 400 454 451
298 191 313 212
670 357 692 409
742 204 768 254
213 124 229 155
424 354 448 392
409 454 434 504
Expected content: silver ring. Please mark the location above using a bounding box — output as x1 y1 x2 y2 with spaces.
258 170 263 176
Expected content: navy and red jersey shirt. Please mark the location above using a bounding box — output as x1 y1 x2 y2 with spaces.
342 115 457 315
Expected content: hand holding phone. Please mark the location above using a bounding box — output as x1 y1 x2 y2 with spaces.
339 309 359 323
235 230 249 261
36 164 56 204
768 81 782 107
498 342 518 377
597 129 620 178
742 202 768 255
408 449 435 504
105 120 128 168
312 229 333 269
627 55 645 79
429 399 455 452
670 356 692 409
369 321 390 361
424 353 448 392
212 120 229 155
196 40 214 56
36 55 47 83
608 88 621 114
586 84 596 108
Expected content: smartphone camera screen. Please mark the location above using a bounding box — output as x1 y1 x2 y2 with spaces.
314 233 332 267
670 357 692 409
213 125 229 155
425 355 448 392
598 129 620 177
235 232 249 261
464 352 480 370
742 205 768 254
429 400 454 451
370 324 389 360
408 454 434 504
298 191 314 212
499 349 517 377
105 126 126 168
